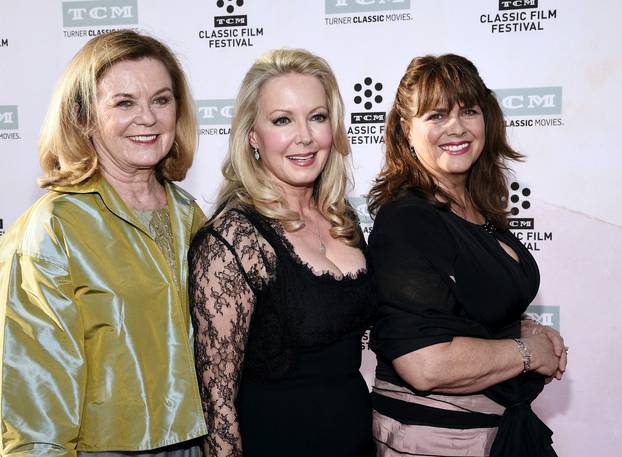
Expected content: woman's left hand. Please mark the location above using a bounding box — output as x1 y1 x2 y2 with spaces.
521 319 567 382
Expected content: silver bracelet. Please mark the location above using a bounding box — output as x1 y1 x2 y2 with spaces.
513 338 532 373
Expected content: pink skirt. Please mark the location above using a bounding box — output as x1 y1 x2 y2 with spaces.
372 380 505 457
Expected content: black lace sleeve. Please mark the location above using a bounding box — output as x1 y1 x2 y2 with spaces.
189 210 275 457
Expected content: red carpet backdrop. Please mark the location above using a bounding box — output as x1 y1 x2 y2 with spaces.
1 0 621 454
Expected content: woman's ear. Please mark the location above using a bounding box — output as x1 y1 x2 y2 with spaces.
248 130 257 149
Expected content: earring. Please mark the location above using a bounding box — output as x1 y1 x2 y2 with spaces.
409 146 418 159
253 146 260 161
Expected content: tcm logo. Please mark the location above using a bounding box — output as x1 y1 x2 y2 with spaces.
351 113 385 123
499 0 538 10
495 87 562 116
214 16 247 27
325 0 410 14
62 0 138 28
214 0 247 27
0 38 8 47
509 218 534 230
196 99 235 125
0 106 19 130
525 305 560 331
348 196 373 224
0 218 4 237
351 77 386 124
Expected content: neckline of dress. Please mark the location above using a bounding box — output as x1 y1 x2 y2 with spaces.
447 209 498 234
447 210 525 266
269 219 369 283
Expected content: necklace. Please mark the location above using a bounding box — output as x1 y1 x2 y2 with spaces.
481 219 497 235
302 218 327 255
452 191 496 236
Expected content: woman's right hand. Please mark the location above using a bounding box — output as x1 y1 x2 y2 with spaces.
522 333 561 377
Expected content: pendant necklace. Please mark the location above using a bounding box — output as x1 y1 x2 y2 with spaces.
303 218 327 255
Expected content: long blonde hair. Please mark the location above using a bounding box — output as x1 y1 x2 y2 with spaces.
214 48 359 244
38 30 197 187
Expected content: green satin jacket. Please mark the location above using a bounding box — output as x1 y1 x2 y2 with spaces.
0 175 207 456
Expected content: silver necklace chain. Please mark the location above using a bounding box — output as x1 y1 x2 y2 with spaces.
302 218 327 255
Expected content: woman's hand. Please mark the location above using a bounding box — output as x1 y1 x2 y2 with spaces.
521 332 562 379
521 319 567 381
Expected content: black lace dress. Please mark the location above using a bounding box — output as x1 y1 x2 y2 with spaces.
189 206 376 457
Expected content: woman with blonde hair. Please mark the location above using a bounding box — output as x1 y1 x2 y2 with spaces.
367 54 567 457
0 30 205 456
189 48 375 457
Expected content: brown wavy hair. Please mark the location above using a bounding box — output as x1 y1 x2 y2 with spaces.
368 54 522 228
38 30 197 187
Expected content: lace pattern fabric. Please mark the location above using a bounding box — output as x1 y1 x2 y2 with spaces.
136 207 177 285
189 209 276 457
189 206 374 457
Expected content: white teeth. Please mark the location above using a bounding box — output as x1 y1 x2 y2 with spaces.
288 153 315 160
441 143 468 152
130 135 157 142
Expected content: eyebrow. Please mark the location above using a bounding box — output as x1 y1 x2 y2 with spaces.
427 106 450 112
111 87 173 99
267 105 328 115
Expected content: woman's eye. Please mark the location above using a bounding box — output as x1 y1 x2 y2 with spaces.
462 107 480 116
272 116 290 126
154 96 171 105
311 113 328 122
116 100 133 108
427 112 445 121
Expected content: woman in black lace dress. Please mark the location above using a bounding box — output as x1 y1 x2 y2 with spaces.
189 49 375 457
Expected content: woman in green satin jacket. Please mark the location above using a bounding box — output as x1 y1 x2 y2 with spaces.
0 31 206 456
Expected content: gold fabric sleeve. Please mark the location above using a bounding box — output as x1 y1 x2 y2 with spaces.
1 252 83 456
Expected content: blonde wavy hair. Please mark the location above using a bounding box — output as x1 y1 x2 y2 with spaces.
38 30 197 187
213 48 359 244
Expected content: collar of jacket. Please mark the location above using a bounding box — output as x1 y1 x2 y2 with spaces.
50 174 196 240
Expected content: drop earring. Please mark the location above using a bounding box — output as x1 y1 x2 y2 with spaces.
253 146 260 161
409 145 418 159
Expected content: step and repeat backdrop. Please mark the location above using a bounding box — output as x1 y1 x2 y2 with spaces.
1 0 621 454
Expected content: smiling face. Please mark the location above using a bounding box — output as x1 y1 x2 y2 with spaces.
402 102 485 187
91 57 177 177
249 73 333 193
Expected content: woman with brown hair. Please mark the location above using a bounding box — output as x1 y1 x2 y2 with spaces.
367 54 567 457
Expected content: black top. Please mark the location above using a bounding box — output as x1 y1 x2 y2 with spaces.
189 206 376 457
368 192 557 457
369 192 539 388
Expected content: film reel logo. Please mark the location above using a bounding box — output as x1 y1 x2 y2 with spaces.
509 181 531 215
216 0 244 14
351 77 385 124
